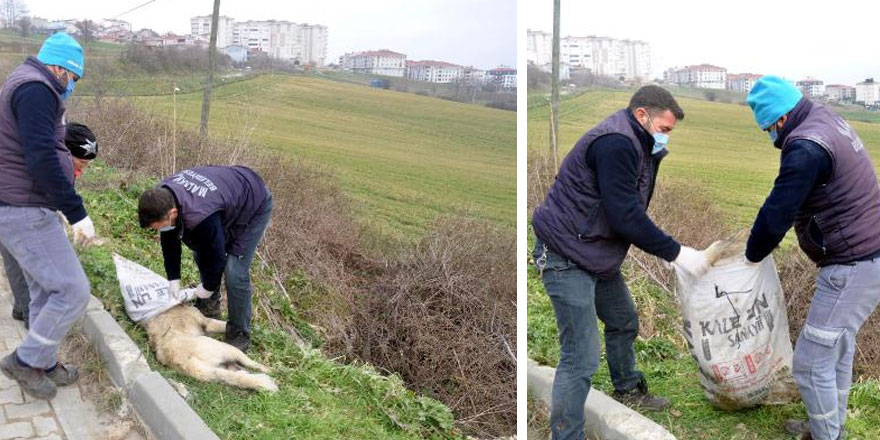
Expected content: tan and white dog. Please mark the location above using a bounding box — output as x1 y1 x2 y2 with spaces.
142 304 279 392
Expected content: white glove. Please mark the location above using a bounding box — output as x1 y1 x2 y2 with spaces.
672 246 710 277
168 279 181 298
72 216 96 246
179 284 214 301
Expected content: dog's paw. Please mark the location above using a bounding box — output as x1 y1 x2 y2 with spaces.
254 373 279 393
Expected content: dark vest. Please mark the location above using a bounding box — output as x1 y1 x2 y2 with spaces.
0 57 73 208
161 166 268 256
532 109 666 279
788 103 880 265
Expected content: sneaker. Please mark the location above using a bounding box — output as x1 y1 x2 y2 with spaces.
195 296 221 319
225 328 251 352
0 352 57 400
612 379 670 411
45 362 79 386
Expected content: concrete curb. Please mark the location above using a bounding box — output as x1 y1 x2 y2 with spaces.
527 359 677 440
80 295 220 440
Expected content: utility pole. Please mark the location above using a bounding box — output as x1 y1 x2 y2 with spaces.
550 0 561 168
199 0 220 139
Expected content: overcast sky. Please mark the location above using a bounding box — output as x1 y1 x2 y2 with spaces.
26 0 515 69
523 0 880 85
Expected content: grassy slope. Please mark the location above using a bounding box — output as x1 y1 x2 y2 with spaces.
527 90 880 438
76 164 462 440
135 75 515 241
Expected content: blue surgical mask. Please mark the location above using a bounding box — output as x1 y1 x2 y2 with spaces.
652 132 669 155
158 225 175 233
60 80 75 101
768 130 778 143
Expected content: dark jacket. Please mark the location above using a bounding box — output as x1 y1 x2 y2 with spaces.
532 109 680 279
782 100 880 265
159 166 268 290
0 56 83 222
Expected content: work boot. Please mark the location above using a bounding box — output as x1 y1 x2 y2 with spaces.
195 296 221 319
0 352 57 400
225 327 251 352
612 378 670 411
45 362 79 386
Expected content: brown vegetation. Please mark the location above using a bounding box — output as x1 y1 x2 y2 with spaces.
74 97 516 437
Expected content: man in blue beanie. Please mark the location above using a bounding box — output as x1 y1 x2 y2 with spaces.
0 32 97 400
531 85 711 440
745 75 880 440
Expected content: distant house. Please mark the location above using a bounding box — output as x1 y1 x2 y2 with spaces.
487 66 517 89
826 84 856 103
664 64 727 89
339 49 407 77
796 78 825 98
726 73 762 93
856 78 880 106
223 45 248 64
406 60 464 83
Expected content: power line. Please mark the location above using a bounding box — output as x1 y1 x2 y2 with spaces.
109 0 159 20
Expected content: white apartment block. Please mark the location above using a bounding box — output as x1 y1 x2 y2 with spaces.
191 16 328 66
856 79 880 106
664 64 727 89
527 29 552 66
726 73 761 93
191 15 235 49
487 67 517 89
826 84 856 102
406 60 464 83
526 30 650 81
340 50 407 77
462 67 486 85
796 78 825 98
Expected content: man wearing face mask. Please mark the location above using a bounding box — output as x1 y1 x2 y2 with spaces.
137 166 272 352
531 85 709 440
0 32 95 400
745 76 880 440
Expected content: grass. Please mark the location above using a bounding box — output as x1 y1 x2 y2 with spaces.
74 163 464 440
132 75 515 241
527 90 880 438
528 89 880 227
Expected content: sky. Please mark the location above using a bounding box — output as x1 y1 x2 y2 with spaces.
26 0 516 70
522 0 880 86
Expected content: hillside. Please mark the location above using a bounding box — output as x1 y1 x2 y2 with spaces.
134 75 515 241
528 89 880 226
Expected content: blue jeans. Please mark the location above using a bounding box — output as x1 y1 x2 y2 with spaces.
221 192 273 335
533 239 644 440
793 259 880 440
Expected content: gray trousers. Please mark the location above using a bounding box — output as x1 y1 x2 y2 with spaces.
793 258 880 440
0 241 32 320
0 206 90 369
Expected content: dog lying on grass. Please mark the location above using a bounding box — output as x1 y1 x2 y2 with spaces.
142 304 279 392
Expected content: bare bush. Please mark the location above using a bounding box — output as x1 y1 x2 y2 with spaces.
343 216 516 435
73 97 515 437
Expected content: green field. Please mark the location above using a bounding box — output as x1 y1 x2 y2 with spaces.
527 90 880 438
133 75 515 240
529 89 880 225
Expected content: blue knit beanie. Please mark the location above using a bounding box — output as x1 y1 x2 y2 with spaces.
746 75 802 129
36 32 84 78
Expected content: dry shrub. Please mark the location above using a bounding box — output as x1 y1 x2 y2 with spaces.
343 216 516 435
72 97 515 437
